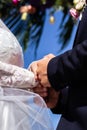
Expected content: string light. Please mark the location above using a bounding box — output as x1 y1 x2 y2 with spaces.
49 15 55 24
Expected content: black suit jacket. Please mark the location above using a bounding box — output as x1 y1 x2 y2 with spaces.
47 6 87 130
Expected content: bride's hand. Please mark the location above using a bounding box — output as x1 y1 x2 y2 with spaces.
32 85 60 109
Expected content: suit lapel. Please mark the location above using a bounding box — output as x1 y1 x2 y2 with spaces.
73 6 87 47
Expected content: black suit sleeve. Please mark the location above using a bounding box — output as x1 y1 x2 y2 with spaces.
47 39 87 91
51 87 69 114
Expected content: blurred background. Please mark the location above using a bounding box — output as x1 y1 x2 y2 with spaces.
0 0 79 129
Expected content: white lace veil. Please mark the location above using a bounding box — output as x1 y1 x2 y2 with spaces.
0 19 24 67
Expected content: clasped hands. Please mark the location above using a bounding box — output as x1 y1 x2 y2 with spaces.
28 54 60 109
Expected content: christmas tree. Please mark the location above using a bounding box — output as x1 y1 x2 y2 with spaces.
0 0 75 52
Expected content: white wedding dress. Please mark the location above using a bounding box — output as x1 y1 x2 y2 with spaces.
0 19 54 130
0 20 37 89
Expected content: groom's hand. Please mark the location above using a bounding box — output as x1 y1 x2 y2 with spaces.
32 86 60 109
28 53 55 87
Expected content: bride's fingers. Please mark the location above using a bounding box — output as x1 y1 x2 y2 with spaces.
28 62 38 80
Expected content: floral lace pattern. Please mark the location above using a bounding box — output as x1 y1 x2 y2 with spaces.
0 61 37 88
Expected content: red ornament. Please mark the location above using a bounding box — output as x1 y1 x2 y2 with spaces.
12 0 20 5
